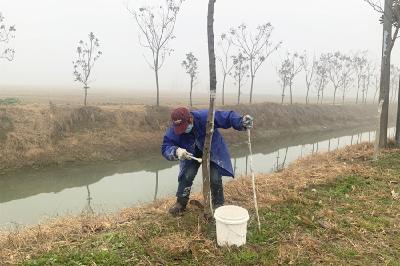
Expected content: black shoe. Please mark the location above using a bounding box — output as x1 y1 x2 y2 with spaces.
168 201 186 216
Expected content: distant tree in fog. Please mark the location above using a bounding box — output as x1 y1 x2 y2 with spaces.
326 52 353 104
390 65 400 103
231 53 249 105
353 51 369 104
326 52 342 104
314 54 330 104
277 61 289 104
372 70 380 104
277 52 302 105
0 13 16 61
339 55 354 104
127 0 183 107
181 52 199 107
217 33 235 105
300 51 317 104
229 23 281 104
361 62 374 103
287 52 303 104
72 32 102 106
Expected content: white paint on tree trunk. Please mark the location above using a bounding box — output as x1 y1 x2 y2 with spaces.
383 30 390 58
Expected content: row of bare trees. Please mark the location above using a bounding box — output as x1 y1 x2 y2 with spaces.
217 24 281 105
276 50 398 105
125 0 399 108
67 0 399 108
127 0 282 106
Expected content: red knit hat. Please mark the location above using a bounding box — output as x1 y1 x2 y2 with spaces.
171 107 191 135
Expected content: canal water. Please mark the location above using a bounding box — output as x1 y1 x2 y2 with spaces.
0 127 395 229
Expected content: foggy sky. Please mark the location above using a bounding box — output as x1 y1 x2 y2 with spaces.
0 0 399 98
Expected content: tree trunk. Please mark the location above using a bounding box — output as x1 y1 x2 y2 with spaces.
202 0 217 218
306 85 310 104
249 75 254 104
238 79 241 105
84 86 89 106
377 0 393 148
333 87 337 105
289 82 293 105
321 87 324 104
356 86 360 104
396 74 400 146
342 90 345 105
190 77 193 107
373 87 379 104
155 68 160 107
222 74 226 105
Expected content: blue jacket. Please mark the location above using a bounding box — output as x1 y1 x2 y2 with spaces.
161 109 245 177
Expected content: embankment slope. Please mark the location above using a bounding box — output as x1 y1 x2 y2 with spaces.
0 103 391 171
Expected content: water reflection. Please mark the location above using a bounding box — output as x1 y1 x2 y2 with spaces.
0 126 396 227
82 185 94 215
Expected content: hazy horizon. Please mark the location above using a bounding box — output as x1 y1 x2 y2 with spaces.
1 0 399 99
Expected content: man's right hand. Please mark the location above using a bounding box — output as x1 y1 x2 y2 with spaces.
176 148 193 161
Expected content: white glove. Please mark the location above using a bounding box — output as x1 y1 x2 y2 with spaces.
242 114 254 129
176 148 193 161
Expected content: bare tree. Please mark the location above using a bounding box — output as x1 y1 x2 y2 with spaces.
202 0 217 218
340 55 354 104
326 52 354 105
287 52 303 104
390 65 400 102
364 0 400 147
277 52 302 104
0 13 16 61
72 32 102 106
327 52 343 105
362 62 374 103
301 51 317 104
277 61 289 104
127 0 183 107
217 33 235 105
373 70 381 103
314 54 330 104
229 23 281 103
231 53 249 105
181 52 199 107
353 51 368 104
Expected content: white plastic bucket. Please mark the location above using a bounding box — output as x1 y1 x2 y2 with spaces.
214 205 250 247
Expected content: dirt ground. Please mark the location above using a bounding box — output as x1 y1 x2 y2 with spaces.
0 100 396 173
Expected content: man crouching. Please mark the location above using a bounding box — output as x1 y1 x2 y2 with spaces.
161 107 253 216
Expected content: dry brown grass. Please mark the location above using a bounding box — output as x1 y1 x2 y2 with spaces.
224 143 378 210
1 143 396 265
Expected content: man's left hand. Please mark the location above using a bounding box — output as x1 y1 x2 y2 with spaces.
242 115 254 129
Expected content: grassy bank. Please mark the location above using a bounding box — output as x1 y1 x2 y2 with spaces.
1 144 399 265
0 102 393 172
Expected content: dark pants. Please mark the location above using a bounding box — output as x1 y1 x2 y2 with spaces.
176 159 224 208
